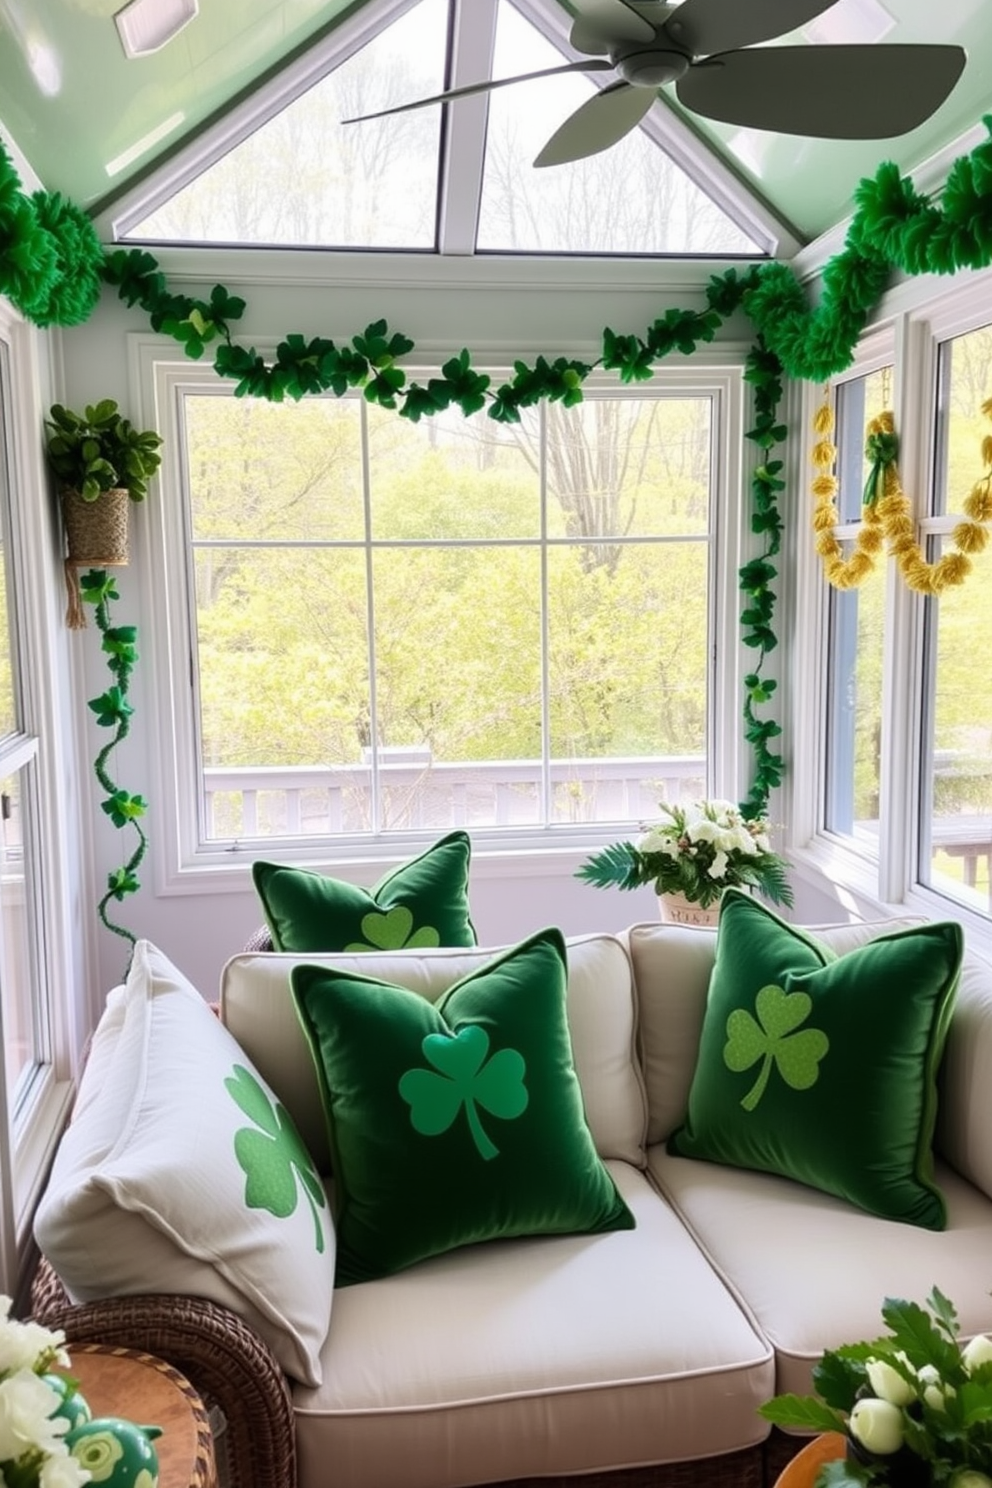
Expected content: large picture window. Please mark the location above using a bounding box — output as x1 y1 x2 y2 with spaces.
155 363 739 863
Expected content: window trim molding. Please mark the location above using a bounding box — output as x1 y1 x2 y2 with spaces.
136 332 749 892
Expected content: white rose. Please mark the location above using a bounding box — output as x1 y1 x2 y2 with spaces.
0 1370 67 1459
917 1362 955 1410
686 818 719 845
866 1354 916 1406
707 850 729 879
962 1335 992 1373
39 1446 93 1488
849 1397 905 1455
0 1316 68 1374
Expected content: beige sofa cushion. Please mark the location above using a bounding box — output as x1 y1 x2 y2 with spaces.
935 947 992 1196
648 1146 992 1397
221 932 647 1173
626 915 926 1145
292 1161 773 1488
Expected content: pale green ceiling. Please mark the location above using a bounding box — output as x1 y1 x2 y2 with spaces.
0 0 988 246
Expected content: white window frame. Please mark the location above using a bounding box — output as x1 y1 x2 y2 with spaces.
0 302 79 1298
787 267 992 958
134 334 750 894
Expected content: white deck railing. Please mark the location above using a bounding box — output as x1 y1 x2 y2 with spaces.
202 755 707 841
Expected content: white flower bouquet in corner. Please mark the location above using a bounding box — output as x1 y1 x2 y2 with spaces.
576 797 793 910
759 1288 992 1488
0 1296 91 1487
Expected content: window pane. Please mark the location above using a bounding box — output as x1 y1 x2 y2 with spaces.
477 2 761 254
824 368 891 845
126 0 446 247
186 395 365 542
366 404 541 541
0 767 41 1117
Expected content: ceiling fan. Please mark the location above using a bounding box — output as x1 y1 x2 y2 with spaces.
343 0 966 167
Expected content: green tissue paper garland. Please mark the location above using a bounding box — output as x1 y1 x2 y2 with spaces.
8 115 992 844
82 570 147 956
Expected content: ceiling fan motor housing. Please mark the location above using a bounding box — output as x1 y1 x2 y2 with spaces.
612 46 690 86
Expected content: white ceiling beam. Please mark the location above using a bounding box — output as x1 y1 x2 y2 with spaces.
436 0 499 255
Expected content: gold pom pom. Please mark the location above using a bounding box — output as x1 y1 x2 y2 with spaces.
813 403 835 435
846 553 874 583
812 440 836 469
816 532 840 557
982 434 992 469
963 485 992 522
813 506 840 532
859 526 885 554
811 475 839 499
937 552 972 588
952 521 990 555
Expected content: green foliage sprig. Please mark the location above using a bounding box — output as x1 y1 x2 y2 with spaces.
82 570 146 957
45 398 163 502
760 1288 992 1488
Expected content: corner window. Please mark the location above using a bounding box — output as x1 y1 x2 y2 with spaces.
919 323 992 916
823 364 891 852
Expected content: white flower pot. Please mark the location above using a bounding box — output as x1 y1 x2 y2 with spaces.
657 891 721 928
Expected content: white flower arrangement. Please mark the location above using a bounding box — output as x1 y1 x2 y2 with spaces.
0 1296 91 1487
576 797 793 910
760 1289 992 1488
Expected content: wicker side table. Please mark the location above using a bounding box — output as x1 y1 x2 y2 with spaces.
55 1343 218 1488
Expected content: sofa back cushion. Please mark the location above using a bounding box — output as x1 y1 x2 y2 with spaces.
935 947 992 1198
221 931 647 1173
627 913 928 1146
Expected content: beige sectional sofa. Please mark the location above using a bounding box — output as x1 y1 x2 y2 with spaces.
30 910 992 1488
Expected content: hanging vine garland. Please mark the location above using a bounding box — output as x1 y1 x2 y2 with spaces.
82 569 147 965
812 395 992 594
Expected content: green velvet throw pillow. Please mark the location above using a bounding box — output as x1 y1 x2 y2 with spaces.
291 927 635 1284
252 830 477 953
668 889 964 1229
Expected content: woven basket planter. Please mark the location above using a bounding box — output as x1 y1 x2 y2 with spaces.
60 485 130 566
60 486 130 628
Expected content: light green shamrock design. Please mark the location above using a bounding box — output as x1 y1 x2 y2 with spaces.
723 984 829 1112
345 904 441 952
225 1064 326 1252
398 1025 528 1160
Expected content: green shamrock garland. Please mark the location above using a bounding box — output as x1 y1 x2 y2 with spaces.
81 570 147 957
8 114 992 851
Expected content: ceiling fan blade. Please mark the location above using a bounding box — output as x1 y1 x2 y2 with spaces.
534 81 656 168
570 0 656 56
342 59 613 125
676 44 967 138
663 0 844 57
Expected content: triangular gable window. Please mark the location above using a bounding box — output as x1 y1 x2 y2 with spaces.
121 0 767 256
126 0 448 248
476 4 761 254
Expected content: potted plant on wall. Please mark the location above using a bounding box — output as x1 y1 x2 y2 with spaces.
44 399 162 964
44 398 162 625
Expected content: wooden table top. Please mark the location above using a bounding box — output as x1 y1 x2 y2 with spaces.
54 1343 217 1488
773 1432 847 1488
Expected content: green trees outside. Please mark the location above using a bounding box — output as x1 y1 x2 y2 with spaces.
185 389 712 832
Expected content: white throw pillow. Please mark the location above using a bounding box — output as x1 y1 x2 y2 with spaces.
34 939 335 1386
